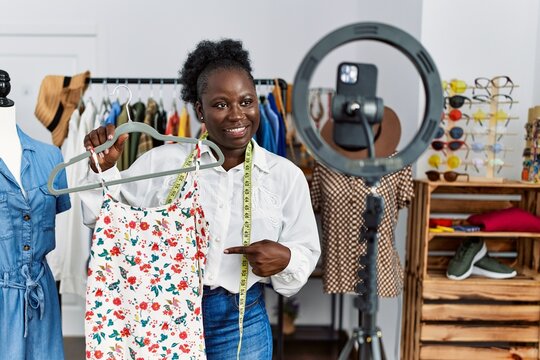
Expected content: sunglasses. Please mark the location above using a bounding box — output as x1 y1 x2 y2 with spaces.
446 109 471 123
445 95 472 109
435 126 464 140
474 76 514 96
472 94 514 109
470 124 513 141
426 170 469 182
444 79 468 94
470 142 505 154
427 154 462 169
432 140 467 152
468 157 505 173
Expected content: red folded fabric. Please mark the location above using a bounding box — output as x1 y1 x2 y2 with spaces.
429 218 453 228
467 207 540 232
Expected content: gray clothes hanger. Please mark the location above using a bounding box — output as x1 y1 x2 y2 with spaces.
47 85 224 196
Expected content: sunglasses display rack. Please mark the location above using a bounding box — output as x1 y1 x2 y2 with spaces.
428 76 517 182
522 106 540 183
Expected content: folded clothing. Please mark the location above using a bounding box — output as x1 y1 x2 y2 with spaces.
452 225 482 232
467 207 540 232
429 218 454 228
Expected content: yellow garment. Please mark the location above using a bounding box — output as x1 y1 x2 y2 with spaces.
178 106 191 137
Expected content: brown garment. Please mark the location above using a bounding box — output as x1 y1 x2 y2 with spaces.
310 162 414 297
137 99 158 159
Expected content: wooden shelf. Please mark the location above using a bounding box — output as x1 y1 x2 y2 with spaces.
423 272 540 301
429 231 540 239
420 179 540 188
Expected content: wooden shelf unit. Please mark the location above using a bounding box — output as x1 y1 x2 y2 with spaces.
401 180 540 360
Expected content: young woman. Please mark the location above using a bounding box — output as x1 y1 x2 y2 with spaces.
80 39 320 359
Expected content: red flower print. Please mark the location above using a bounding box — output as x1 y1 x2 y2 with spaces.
151 243 159 251
171 264 181 274
87 268 93 276
195 307 200 316
179 344 190 353
177 280 188 291
139 302 148 310
94 350 103 359
162 323 169 330
179 331 187 340
149 344 159 352
174 253 184 262
190 208 195 216
168 204 177 212
134 257 141 264
86 350 91 358
120 327 130 337
127 276 136 285
140 222 149 231
195 250 205 260
129 221 136 229
143 337 151 345
151 302 160 311
103 216 111 224
110 246 120 256
85 311 94 320
168 238 178 247
95 289 103 297
201 227 206 237
113 298 121 306
113 310 125 320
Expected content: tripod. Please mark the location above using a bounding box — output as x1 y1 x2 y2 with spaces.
338 186 387 360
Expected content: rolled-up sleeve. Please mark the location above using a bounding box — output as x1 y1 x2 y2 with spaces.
271 170 321 297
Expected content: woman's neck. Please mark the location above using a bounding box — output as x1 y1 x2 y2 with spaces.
220 147 246 171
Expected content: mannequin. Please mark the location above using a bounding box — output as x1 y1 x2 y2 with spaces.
0 69 23 190
0 70 70 359
310 104 414 297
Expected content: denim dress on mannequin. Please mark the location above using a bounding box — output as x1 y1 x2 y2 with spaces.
0 70 71 360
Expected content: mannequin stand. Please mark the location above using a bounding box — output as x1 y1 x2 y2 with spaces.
338 188 387 360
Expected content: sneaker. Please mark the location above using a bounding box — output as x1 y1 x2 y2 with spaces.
472 255 517 279
446 237 487 280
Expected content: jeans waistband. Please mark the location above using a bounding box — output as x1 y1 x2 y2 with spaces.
203 282 263 297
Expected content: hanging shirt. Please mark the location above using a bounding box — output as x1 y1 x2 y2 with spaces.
165 110 180 140
136 99 158 159
310 161 414 297
115 103 131 171
268 93 287 157
104 100 122 126
57 102 96 297
79 140 320 297
48 108 80 279
255 103 276 153
178 106 191 138
0 126 70 360
263 100 280 148
128 102 146 167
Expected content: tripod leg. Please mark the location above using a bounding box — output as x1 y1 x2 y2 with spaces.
338 334 357 360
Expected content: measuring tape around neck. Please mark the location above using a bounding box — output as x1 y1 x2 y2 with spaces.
165 135 254 359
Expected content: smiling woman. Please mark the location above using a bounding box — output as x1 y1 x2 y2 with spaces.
79 38 321 360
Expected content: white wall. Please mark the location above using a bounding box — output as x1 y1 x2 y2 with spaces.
419 0 540 180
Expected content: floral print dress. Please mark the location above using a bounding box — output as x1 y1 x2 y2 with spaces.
85 163 208 360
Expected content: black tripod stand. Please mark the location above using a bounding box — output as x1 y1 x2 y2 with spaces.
338 186 386 360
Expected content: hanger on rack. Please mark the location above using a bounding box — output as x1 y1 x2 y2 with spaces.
47 84 225 196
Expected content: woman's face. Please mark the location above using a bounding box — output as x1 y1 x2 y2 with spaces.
196 68 259 153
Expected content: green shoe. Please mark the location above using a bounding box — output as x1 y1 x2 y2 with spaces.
446 237 487 280
472 255 517 279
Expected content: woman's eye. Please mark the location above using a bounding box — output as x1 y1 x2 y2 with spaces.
215 103 227 109
241 99 253 106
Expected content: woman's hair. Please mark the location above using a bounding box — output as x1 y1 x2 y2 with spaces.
179 39 254 104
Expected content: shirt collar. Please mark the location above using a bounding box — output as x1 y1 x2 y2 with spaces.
200 139 270 173
16 126 37 152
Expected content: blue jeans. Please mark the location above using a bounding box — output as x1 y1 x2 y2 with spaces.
203 283 273 360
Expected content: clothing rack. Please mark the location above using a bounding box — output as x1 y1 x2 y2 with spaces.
86 75 288 359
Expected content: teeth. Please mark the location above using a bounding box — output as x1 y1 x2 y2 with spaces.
226 127 246 133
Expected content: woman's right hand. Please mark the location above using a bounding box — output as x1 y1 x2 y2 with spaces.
83 124 129 172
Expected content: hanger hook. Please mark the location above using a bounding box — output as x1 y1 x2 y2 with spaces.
111 84 133 122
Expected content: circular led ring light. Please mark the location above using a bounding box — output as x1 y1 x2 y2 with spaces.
292 22 443 178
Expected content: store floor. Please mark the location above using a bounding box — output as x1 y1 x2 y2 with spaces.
64 336 354 359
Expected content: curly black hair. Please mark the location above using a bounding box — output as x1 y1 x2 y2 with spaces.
178 39 254 104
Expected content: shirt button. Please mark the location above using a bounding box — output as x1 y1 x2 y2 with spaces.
23 214 31 221
215 237 220 243
23 245 31 251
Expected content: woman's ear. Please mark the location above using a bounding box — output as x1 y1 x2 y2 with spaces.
195 101 204 122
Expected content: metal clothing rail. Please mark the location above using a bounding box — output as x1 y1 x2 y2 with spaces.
86 77 286 88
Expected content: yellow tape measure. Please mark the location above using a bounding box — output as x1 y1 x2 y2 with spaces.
237 140 253 359
165 134 253 359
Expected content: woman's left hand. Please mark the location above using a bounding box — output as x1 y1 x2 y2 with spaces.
224 240 291 277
